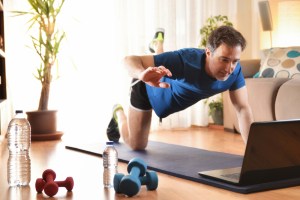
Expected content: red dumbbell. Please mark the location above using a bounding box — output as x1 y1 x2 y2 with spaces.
35 169 74 197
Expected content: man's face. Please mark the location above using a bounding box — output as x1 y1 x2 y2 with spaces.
205 43 242 81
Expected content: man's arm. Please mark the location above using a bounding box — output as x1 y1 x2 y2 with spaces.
123 55 154 79
123 55 172 88
229 86 254 143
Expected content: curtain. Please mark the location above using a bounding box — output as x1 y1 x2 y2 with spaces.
112 0 238 130
5 0 238 136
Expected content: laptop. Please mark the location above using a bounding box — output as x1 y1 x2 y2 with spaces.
199 119 300 185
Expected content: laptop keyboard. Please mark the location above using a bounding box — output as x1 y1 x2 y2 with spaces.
221 173 240 180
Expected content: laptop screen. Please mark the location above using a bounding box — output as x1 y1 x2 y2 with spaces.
240 119 300 184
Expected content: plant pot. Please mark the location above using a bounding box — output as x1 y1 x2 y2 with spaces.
211 109 224 125
26 110 63 141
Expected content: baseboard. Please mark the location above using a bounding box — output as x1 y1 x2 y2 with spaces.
224 127 238 133
208 123 224 130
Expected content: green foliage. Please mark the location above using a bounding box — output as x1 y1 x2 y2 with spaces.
15 0 65 83
208 100 223 116
13 0 66 110
199 15 233 48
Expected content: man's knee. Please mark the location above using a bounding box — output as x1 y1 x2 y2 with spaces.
128 140 148 151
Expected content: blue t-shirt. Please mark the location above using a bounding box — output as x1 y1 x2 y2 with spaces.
146 48 245 118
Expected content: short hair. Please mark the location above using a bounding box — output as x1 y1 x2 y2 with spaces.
207 26 247 52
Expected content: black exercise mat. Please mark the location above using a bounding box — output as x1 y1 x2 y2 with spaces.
65 141 300 194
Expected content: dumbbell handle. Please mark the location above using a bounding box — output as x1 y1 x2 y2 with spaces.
140 176 148 184
46 176 54 182
55 177 74 191
129 166 141 178
42 169 56 182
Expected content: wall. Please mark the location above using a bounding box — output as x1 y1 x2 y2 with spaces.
258 0 300 49
237 0 259 59
3 0 297 136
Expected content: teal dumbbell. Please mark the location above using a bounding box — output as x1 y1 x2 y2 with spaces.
114 158 146 196
113 158 158 197
114 171 158 195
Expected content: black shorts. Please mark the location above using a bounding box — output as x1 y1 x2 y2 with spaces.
130 79 152 111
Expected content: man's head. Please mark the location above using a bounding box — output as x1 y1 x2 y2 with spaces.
205 26 246 81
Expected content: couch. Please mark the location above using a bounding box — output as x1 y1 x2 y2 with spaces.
223 58 300 133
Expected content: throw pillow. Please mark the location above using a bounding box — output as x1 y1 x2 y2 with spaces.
258 47 300 79
253 71 260 78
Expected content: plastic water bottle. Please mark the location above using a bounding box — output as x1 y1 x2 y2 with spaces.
103 141 118 188
7 110 31 187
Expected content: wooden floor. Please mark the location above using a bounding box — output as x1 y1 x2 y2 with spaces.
0 126 299 200
149 126 245 155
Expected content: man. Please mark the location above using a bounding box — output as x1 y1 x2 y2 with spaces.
107 26 254 150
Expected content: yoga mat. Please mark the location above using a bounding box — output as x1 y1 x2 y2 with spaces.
65 141 300 194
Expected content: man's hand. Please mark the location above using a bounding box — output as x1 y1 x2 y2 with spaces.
138 66 172 88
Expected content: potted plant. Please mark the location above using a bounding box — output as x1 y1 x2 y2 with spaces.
14 0 66 140
199 15 233 48
208 98 224 125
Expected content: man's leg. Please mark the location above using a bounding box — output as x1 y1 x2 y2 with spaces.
106 28 165 149
115 107 152 150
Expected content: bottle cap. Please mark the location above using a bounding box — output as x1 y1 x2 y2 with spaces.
106 141 114 145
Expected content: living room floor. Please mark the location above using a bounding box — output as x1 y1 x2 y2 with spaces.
148 126 245 156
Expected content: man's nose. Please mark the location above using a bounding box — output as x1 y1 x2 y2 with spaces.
225 63 234 74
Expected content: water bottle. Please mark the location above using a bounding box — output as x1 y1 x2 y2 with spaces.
103 141 118 188
7 110 31 187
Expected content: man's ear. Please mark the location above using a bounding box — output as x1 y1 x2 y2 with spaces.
205 47 211 57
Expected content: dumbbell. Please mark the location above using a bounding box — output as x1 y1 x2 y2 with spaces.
113 158 158 197
36 177 74 197
113 157 146 196
35 169 56 193
35 169 74 197
114 171 158 196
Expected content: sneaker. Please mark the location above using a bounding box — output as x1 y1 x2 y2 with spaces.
106 104 123 142
149 28 165 53
106 118 120 142
112 104 123 122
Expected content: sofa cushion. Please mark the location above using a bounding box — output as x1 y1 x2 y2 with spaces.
275 79 300 120
224 78 290 133
246 78 289 122
258 47 300 79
